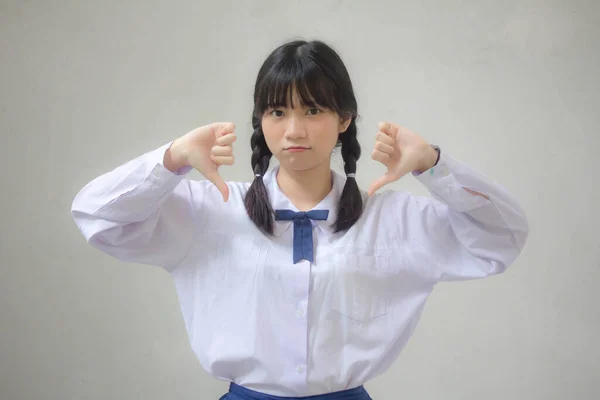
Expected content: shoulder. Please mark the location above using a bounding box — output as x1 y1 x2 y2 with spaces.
183 178 259 233
362 188 411 213
341 188 435 245
359 188 440 231
362 187 440 215
185 178 251 207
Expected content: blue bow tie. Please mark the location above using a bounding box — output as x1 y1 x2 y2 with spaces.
274 209 330 263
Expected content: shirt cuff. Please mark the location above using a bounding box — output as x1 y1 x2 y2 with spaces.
156 141 193 176
412 145 440 177
413 149 488 212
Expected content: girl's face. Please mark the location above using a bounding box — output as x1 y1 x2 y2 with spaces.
261 90 351 173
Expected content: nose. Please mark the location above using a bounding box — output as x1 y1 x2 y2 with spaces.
283 115 307 140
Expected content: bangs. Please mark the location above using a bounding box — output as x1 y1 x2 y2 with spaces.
254 56 342 115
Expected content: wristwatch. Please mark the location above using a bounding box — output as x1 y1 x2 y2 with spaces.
431 144 441 166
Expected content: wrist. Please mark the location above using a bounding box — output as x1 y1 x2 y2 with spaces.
420 144 439 172
163 137 189 172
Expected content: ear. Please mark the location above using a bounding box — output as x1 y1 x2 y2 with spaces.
338 115 352 133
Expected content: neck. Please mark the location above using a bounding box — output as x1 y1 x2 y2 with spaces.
276 163 333 211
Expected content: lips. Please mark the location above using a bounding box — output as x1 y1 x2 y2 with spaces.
285 146 309 152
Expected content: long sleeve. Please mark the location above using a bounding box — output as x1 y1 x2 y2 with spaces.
71 142 204 271
393 150 529 282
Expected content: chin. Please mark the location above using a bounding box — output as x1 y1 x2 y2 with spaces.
281 163 313 172
279 158 328 173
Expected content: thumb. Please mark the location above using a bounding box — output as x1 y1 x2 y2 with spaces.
368 173 395 196
204 170 229 202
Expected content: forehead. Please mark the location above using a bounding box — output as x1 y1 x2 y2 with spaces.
270 85 319 109
256 70 340 115
286 88 313 107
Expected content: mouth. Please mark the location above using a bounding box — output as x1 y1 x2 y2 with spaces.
284 146 310 153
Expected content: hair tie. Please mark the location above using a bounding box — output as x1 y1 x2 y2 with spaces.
255 174 262 178
346 173 356 178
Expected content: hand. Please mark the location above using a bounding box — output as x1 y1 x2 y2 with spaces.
368 121 438 196
166 122 236 201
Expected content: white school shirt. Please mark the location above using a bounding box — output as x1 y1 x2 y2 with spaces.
71 142 528 397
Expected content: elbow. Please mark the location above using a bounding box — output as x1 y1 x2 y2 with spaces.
70 190 97 242
70 197 90 239
71 211 99 244
70 188 91 234
513 208 530 254
498 219 529 275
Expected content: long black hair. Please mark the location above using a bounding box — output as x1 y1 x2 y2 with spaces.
244 40 363 234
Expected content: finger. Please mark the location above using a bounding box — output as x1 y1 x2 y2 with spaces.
377 121 398 138
204 171 230 202
371 149 390 164
211 155 235 165
374 140 395 155
216 133 237 146
368 174 395 196
214 122 236 136
375 131 396 146
212 145 233 157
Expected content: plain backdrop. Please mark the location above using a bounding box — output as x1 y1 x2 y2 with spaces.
1 1 599 399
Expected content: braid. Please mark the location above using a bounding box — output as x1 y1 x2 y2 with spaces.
244 116 274 234
250 118 272 176
333 119 363 232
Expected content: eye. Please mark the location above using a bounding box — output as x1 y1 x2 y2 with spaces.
307 108 321 115
270 109 284 117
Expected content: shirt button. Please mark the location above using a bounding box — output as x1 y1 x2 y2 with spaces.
296 309 302 317
297 365 304 373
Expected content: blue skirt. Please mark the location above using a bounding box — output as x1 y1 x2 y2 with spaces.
220 383 372 400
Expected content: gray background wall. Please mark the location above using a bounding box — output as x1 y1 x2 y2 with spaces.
1 0 598 399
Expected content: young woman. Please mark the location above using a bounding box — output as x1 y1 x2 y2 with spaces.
71 40 529 400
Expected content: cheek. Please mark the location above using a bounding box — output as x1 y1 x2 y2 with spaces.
316 121 341 149
260 121 280 148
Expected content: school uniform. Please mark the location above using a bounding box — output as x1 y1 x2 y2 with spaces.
71 141 528 399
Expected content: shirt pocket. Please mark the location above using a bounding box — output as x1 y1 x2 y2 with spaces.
329 245 391 324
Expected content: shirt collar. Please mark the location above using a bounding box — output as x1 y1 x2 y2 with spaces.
263 166 346 238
